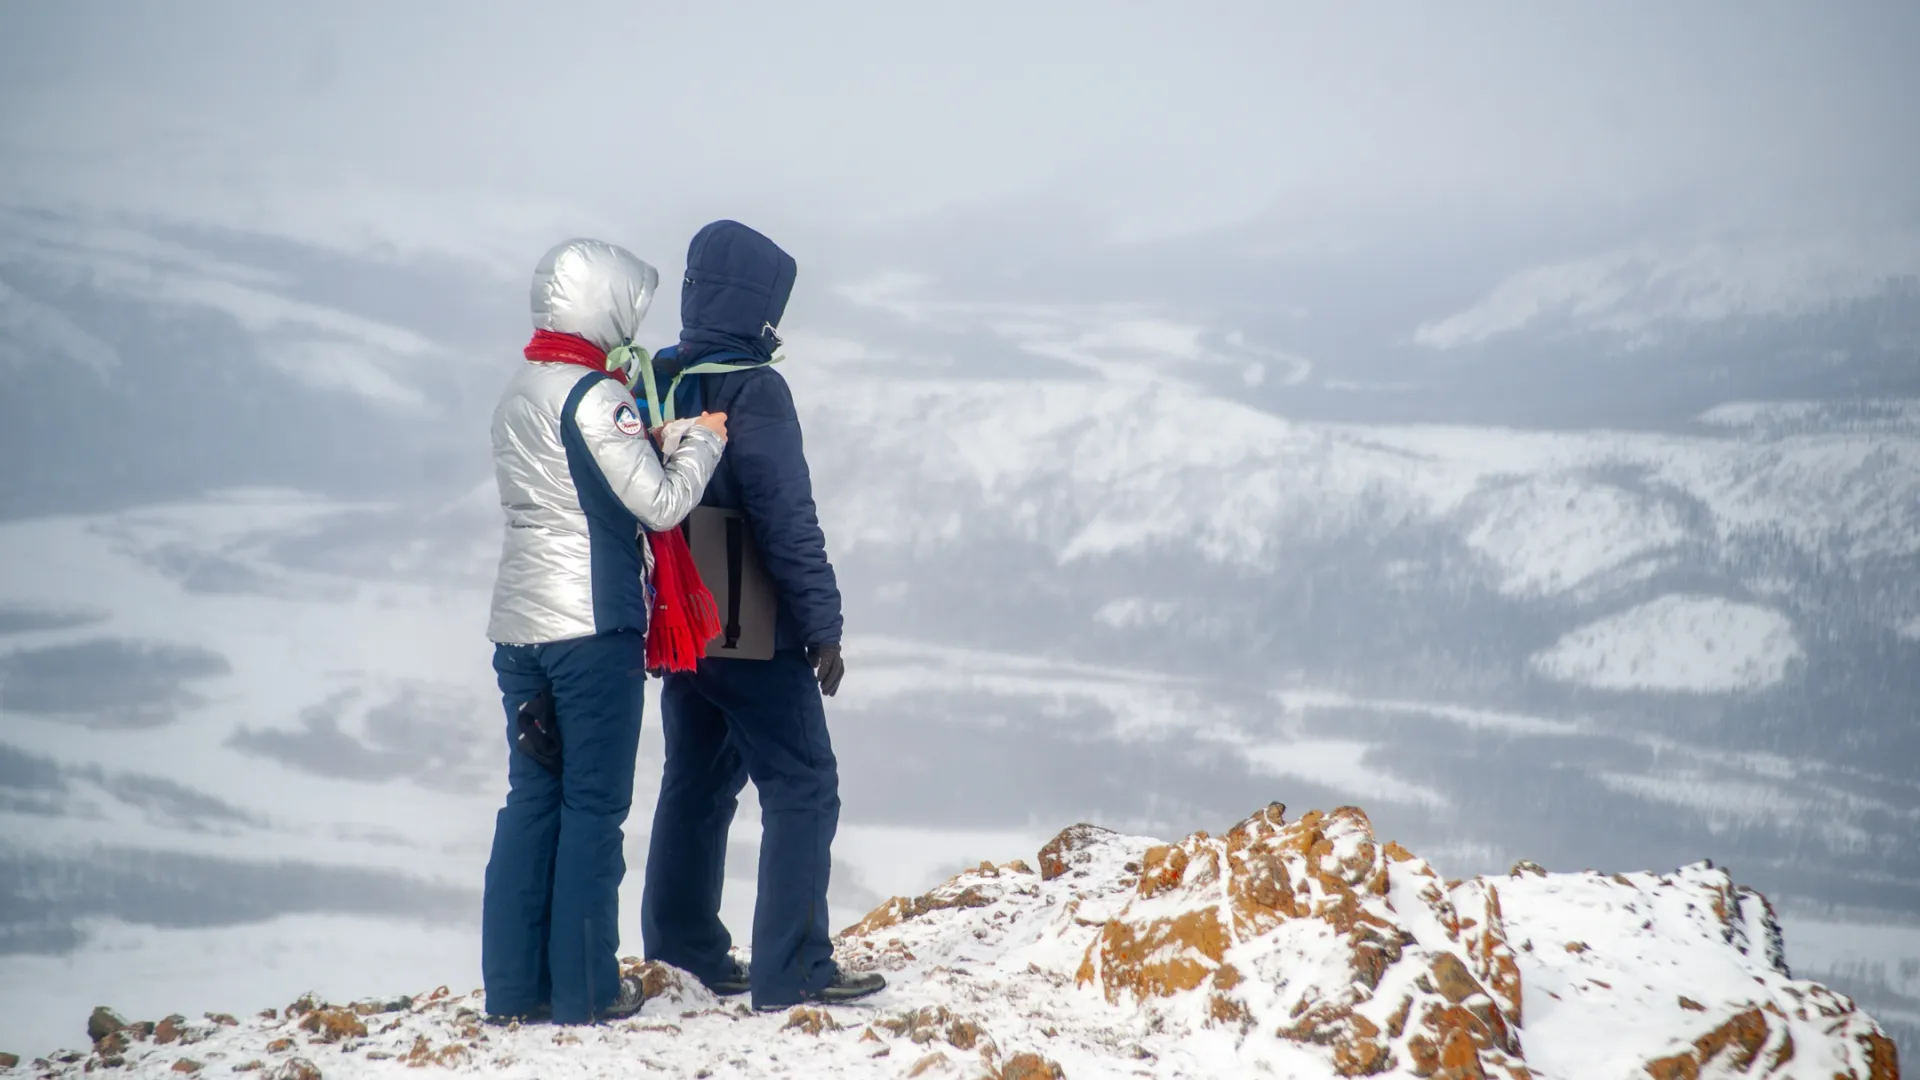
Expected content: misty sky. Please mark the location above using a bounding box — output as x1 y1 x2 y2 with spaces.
4 2 1916 285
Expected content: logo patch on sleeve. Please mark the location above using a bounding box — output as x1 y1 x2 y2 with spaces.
613 403 644 436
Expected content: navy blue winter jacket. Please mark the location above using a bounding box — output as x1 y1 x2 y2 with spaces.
655 220 843 651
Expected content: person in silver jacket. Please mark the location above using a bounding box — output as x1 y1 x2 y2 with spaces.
482 238 728 1025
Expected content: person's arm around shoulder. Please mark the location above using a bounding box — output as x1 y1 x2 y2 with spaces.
572 376 727 531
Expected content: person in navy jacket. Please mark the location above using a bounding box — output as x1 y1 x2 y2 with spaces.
639 220 883 1010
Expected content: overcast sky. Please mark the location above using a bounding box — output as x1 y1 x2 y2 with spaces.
3 2 1915 275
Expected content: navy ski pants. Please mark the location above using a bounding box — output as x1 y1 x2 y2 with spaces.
481 630 647 1023
640 649 841 1009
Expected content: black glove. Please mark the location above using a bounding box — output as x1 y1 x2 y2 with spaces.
806 643 844 697
514 689 561 776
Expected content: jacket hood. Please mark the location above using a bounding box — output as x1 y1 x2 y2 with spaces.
678 220 796 364
530 238 660 353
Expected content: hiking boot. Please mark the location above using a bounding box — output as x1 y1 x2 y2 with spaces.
751 964 887 1012
597 974 648 1021
484 1004 551 1026
703 957 751 998
810 965 886 1004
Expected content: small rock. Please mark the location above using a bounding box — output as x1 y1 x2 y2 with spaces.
257 1010 277 1022
87 1009 127 1043
203 1014 237 1028
296 1009 367 1043
264 1039 294 1054
267 1059 321 1080
1001 1052 1067 1080
1037 823 1117 881
1678 996 1707 1011
233 1063 264 1073
0 1053 18 1070
905 1051 950 1077
125 1023 155 1041
1427 952 1485 1004
782 1006 840 1036
153 1016 188 1045
92 1033 129 1059
1563 941 1590 954
169 1061 202 1075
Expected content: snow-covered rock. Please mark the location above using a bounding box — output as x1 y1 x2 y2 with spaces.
8 805 1899 1079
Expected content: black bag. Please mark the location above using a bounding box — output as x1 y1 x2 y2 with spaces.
515 688 561 775
683 506 778 660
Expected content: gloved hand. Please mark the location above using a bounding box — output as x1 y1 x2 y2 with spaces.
806 643 844 697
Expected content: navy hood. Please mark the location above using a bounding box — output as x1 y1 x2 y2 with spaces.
677 220 797 365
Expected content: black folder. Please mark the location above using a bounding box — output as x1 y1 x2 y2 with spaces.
683 505 778 660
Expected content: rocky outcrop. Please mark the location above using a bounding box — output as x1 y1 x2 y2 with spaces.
4 803 1900 1080
836 802 1899 1079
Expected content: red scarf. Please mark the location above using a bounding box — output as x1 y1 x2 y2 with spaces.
522 329 721 672
524 328 612 372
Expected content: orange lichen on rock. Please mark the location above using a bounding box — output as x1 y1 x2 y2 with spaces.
1084 907 1229 999
1071 801 1524 1076
1859 1031 1900 1080
1037 824 1116 882
1635 1003 1882 1080
843 883 997 937
782 1007 841 1036
999 1052 1066 1080
296 1008 367 1043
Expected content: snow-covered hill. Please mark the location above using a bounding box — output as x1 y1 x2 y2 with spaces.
14 804 1900 1079
800 372 1920 607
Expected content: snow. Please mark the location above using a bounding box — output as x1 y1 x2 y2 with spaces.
801 361 1920 599
1530 595 1803 693
3 208 451 406
1498 864 1890 1079
1412 232 1920 348
11 812 1897 1079
1239 739 1449 809
0 917 479 1062
1461 478 1688 598
1091 598 1177 630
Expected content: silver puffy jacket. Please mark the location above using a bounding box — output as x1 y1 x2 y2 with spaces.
486 239 724 645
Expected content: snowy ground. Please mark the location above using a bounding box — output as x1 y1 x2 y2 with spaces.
5 806 1899 1079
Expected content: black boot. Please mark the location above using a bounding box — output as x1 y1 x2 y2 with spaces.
484 1003 551 1026
703 957 751 998
749 963 886 1010
810 964 886 1004
597 973 648 1021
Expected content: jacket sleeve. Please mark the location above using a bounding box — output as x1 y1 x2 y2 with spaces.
728 371 844 647
573 377 724 532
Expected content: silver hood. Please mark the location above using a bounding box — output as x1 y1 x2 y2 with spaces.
530 238 660 352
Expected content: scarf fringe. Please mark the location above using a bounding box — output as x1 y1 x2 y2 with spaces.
646 526 722 672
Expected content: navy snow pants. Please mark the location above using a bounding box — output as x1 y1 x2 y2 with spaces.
640 649 841 1009
481 630 647 1023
